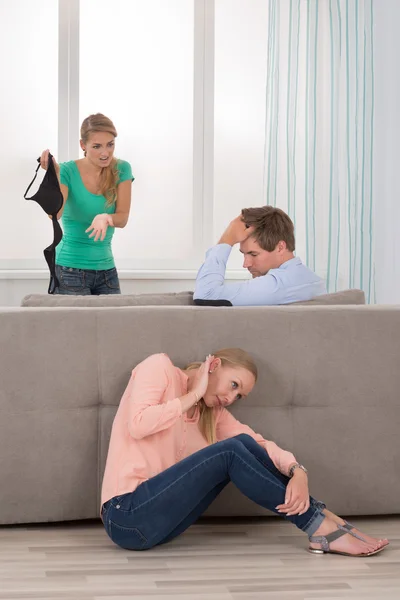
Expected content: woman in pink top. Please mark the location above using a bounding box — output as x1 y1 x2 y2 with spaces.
101 349 387 557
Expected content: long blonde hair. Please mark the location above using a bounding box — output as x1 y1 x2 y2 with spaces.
80 113 119 206
185 348 258 445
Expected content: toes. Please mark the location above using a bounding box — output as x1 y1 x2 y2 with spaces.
371 541 385 552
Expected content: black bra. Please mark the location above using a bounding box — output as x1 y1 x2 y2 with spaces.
24 153 64 294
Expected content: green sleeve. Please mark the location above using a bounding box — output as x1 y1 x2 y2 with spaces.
117 160 134 184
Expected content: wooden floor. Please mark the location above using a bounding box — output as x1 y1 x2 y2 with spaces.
0 516 399 600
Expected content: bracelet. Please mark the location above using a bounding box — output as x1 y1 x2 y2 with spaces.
288 463 308 477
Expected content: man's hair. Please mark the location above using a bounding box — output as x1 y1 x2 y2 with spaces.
241 206 295 252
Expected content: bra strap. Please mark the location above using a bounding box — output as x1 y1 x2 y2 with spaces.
23 158 41 199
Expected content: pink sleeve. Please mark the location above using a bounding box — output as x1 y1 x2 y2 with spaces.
215 408 297 476
128 354 182 440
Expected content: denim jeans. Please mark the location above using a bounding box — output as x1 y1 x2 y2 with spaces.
101 434 326 550
55 265 121 295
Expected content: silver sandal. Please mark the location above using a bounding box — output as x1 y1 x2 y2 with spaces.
308 523 385 557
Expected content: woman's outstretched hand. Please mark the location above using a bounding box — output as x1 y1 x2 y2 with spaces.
85 213 114 242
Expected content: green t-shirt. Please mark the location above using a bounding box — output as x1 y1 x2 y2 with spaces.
56 159 134 270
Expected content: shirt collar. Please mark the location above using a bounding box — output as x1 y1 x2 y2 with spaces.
278 256 302 270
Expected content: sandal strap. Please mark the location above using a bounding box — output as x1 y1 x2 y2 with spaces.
343 520 355 529
339 522 367 543
309 526 348 552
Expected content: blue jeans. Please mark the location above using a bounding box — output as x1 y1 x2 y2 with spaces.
55 265 121 295
101 434 326 550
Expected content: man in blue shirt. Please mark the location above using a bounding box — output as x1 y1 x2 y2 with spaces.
194 206 327 306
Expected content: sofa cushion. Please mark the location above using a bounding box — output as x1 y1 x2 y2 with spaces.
21 291 195 307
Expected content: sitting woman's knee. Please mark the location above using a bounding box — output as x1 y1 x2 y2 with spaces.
219 436 246 452
233 433 256 446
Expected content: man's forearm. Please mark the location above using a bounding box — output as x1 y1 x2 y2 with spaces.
194 244 232 300
218 232 235 246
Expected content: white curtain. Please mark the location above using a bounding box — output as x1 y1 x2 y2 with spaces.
264 0 375 301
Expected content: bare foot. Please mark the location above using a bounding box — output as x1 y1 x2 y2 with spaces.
309 516 386 556
322 509 389 548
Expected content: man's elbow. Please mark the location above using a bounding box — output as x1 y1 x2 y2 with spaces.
194 286 221 301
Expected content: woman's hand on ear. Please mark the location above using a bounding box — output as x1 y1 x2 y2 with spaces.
190 355 214 400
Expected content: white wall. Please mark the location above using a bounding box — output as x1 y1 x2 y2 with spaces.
373 1 400 304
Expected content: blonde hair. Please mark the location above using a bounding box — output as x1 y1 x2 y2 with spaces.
80 113 119 206
185 348 257 445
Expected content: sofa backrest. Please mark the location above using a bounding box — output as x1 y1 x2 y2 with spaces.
21 290 195 307
20 288 365 307
291 289 365 305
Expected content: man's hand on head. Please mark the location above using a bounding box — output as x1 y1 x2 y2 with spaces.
218 215 255 246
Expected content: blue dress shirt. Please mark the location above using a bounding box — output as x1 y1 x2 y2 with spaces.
194 244 327 306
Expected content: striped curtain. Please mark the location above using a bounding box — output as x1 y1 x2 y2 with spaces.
264 0 375 301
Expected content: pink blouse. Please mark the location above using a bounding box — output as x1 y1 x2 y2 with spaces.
101 353 297 506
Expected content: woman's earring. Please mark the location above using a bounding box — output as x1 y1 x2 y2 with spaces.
208 370 212 374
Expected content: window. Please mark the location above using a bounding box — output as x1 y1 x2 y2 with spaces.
80 0 196 268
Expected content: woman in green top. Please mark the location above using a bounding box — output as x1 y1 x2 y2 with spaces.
40 113 134 295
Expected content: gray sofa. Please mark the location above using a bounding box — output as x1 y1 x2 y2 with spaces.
1 300 399 526
21 289 365 307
